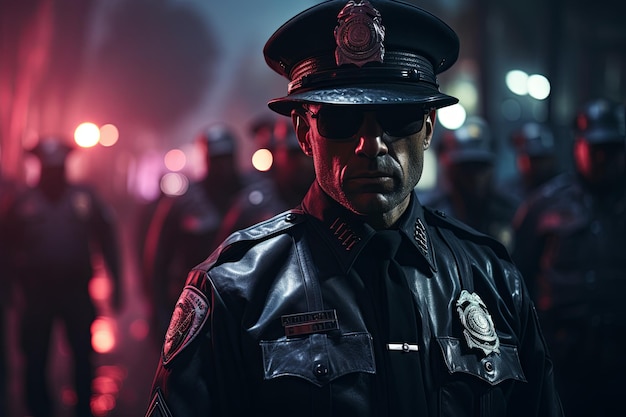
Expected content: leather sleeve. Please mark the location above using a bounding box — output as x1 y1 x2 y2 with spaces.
145 268 249 417
507 277 564 416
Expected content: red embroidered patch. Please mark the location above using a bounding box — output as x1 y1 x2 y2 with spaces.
162 286 210 365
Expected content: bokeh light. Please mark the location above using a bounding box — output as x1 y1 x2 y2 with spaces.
506 70 550 100
251 148 273 172
527 74 551 100
99 124 119 147
500 98 523 121
74 122 101 148
91 316 116 354
89 276 113 302
437 103 467 130
506 70 529 96
164 148 187 172
129 318 150 341
160 172 189 196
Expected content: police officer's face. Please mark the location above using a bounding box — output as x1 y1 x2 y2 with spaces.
294 104 435 226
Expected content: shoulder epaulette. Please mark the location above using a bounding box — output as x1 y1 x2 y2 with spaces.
194 209 306 271
424 206 511 261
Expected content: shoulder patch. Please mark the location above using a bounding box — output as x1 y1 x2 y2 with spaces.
162 285 210 365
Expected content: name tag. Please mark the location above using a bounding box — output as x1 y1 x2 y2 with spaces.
281 309 339 337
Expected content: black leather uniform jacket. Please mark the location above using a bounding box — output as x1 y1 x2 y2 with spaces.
146 181 562 417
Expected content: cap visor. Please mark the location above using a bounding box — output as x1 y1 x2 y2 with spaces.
268 85 458 116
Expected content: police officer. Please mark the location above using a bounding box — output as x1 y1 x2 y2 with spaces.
142 123 245 344
423 116 518 251
505 122 560 203
145 1 562 416
5 137 122 417
513 98 626 417
214 115 316 243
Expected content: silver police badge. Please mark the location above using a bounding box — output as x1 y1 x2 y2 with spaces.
162 286 210 365
334 0 385 67
456 290 500 356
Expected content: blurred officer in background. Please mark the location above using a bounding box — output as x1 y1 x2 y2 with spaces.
504 122 560 203
4 137 122 417
213 115 315 243
0 164 20 417
422 116 518 251
513 98 626 417
142 123 244 345
145 1 562 416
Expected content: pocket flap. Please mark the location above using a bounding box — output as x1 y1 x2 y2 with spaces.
261 332 376 387
437 337 526 386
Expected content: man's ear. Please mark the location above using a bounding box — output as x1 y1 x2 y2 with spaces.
292 109 312 156
423 109 437 149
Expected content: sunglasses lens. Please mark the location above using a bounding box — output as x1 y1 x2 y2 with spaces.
313 106 426 140
379 107 426 137
315 107 363 140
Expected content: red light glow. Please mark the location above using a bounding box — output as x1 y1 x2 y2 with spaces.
89 276 113 302
91 393 116 416
129 318 150 341
91 316 116 353
61 386 78 406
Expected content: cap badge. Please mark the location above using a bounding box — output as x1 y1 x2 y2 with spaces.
334 0 385 67
456 290 500 356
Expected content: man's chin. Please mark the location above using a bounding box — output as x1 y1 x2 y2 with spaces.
345 192 395 216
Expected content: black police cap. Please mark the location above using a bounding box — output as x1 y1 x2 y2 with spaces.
264 0 459 116
198 123 237 157
511 122 556 157
574 98 626 144
249 115 300 151
29 137 74 166
437 117 494 165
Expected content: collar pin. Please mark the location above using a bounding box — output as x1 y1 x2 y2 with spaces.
414 218 429 256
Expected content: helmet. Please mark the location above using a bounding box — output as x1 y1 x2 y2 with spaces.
437 116 494 165
511 122 556 157
574 98 626 144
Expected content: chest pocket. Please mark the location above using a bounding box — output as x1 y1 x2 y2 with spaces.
260 332 375 387
437 337 526 385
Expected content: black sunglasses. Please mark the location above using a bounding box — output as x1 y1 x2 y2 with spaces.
307 105 429 141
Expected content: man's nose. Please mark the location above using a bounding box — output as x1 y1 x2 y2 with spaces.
355 113 388 157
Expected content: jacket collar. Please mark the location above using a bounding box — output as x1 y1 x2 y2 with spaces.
301 181 437 274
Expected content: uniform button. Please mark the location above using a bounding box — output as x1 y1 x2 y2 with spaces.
484 360 494 373
314 362 329 377
435 210 446 217
286 213 298 222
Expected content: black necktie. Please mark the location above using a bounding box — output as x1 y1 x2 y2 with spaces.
363 230 428 416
